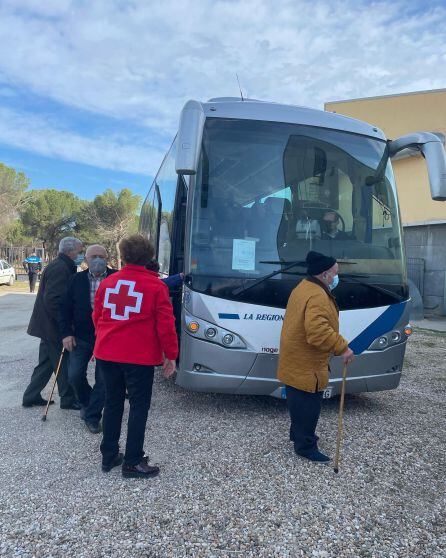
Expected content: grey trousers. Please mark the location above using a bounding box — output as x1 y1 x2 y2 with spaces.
23 339 76 407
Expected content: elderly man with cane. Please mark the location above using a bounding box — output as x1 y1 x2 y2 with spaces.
22 237 84 409
277 251 354 463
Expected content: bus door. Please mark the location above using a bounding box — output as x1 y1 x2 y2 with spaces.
170 176 187 335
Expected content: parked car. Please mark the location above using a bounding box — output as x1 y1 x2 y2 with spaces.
0 260 16 286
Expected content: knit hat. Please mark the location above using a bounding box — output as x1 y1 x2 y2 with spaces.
306 251 336 275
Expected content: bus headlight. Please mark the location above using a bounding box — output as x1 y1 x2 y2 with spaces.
222 334 234 345
378 336 388 348
390 331 401 343
184 312 246 349
367 326 409 351
205 327 217 339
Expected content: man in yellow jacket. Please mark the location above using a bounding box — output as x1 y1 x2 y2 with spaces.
277 251 354 463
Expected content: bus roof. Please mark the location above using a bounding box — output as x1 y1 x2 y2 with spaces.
198 97 387 141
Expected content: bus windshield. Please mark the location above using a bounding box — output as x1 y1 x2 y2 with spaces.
189 118 408 310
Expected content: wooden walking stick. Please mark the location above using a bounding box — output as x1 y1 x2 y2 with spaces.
41 348 65 422
334 363 348 473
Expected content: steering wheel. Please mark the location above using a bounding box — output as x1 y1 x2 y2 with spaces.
299 204 346 232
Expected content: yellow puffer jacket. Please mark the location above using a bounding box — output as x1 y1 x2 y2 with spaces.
277 277 348 393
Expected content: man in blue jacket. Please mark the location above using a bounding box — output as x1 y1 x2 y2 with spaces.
23 252 42 293
60 245 115 433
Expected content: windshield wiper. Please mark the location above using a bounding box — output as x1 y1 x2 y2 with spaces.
232 260 306 296
340 273 405 302
260 260 357 265
232 259 358 296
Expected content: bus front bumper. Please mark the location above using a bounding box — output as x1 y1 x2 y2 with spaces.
176 334 407 398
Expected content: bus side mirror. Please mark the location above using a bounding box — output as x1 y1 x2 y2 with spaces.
388 132 446 201
175 100 205 176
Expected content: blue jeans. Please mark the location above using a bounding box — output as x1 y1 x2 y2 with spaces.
97 359 155 467
67 338 104 425
286 385 323 456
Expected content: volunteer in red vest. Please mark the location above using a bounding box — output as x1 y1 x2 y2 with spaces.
93 234 178 478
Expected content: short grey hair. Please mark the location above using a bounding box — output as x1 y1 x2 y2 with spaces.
59 237 83 255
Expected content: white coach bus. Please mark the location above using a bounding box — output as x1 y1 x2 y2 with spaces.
140 97 446 398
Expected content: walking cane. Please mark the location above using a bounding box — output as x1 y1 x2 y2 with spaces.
41 348 65 422
334 363 348 473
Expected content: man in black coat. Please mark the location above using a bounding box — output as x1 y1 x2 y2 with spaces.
22 237 84 409
60 245 116 433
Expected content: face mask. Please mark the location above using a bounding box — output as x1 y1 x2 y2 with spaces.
329 274 339 291
89 257 107 275
74 253 85 266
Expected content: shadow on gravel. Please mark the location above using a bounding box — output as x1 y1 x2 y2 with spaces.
161 380 389 417
164 383 287 415
322 393 389 413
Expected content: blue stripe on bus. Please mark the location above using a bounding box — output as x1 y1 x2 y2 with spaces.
349 301 407 355
218 313 240 320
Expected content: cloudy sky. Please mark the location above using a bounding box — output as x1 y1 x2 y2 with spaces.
0 0 445 199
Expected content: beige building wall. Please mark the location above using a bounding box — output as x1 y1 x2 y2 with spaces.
325 89 446 226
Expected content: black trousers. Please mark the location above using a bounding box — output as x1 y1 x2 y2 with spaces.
23 339 76 407
286 385 323 456
28 272 38 293
98 359 155 467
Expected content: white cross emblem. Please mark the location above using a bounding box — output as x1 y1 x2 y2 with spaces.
103 280 143 321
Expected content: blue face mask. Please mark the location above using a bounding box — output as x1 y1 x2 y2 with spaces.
89 257 107 275
74 253 85 266
329 274 339 291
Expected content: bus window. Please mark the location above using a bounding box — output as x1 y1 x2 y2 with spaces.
140 181 160 249
154 139 177 276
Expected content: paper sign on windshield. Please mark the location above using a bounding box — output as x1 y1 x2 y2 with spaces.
232 239 256 271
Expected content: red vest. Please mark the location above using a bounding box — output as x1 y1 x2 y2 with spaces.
93 264 178 365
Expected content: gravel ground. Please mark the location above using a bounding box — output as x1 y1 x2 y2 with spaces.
0 296 445 557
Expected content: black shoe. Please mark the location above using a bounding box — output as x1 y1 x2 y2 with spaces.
85 421 102 434
60 401 82 410
297 450 331 463
102 452 124 472
80 406 87 420
22 397 54 408
122 456 160 479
